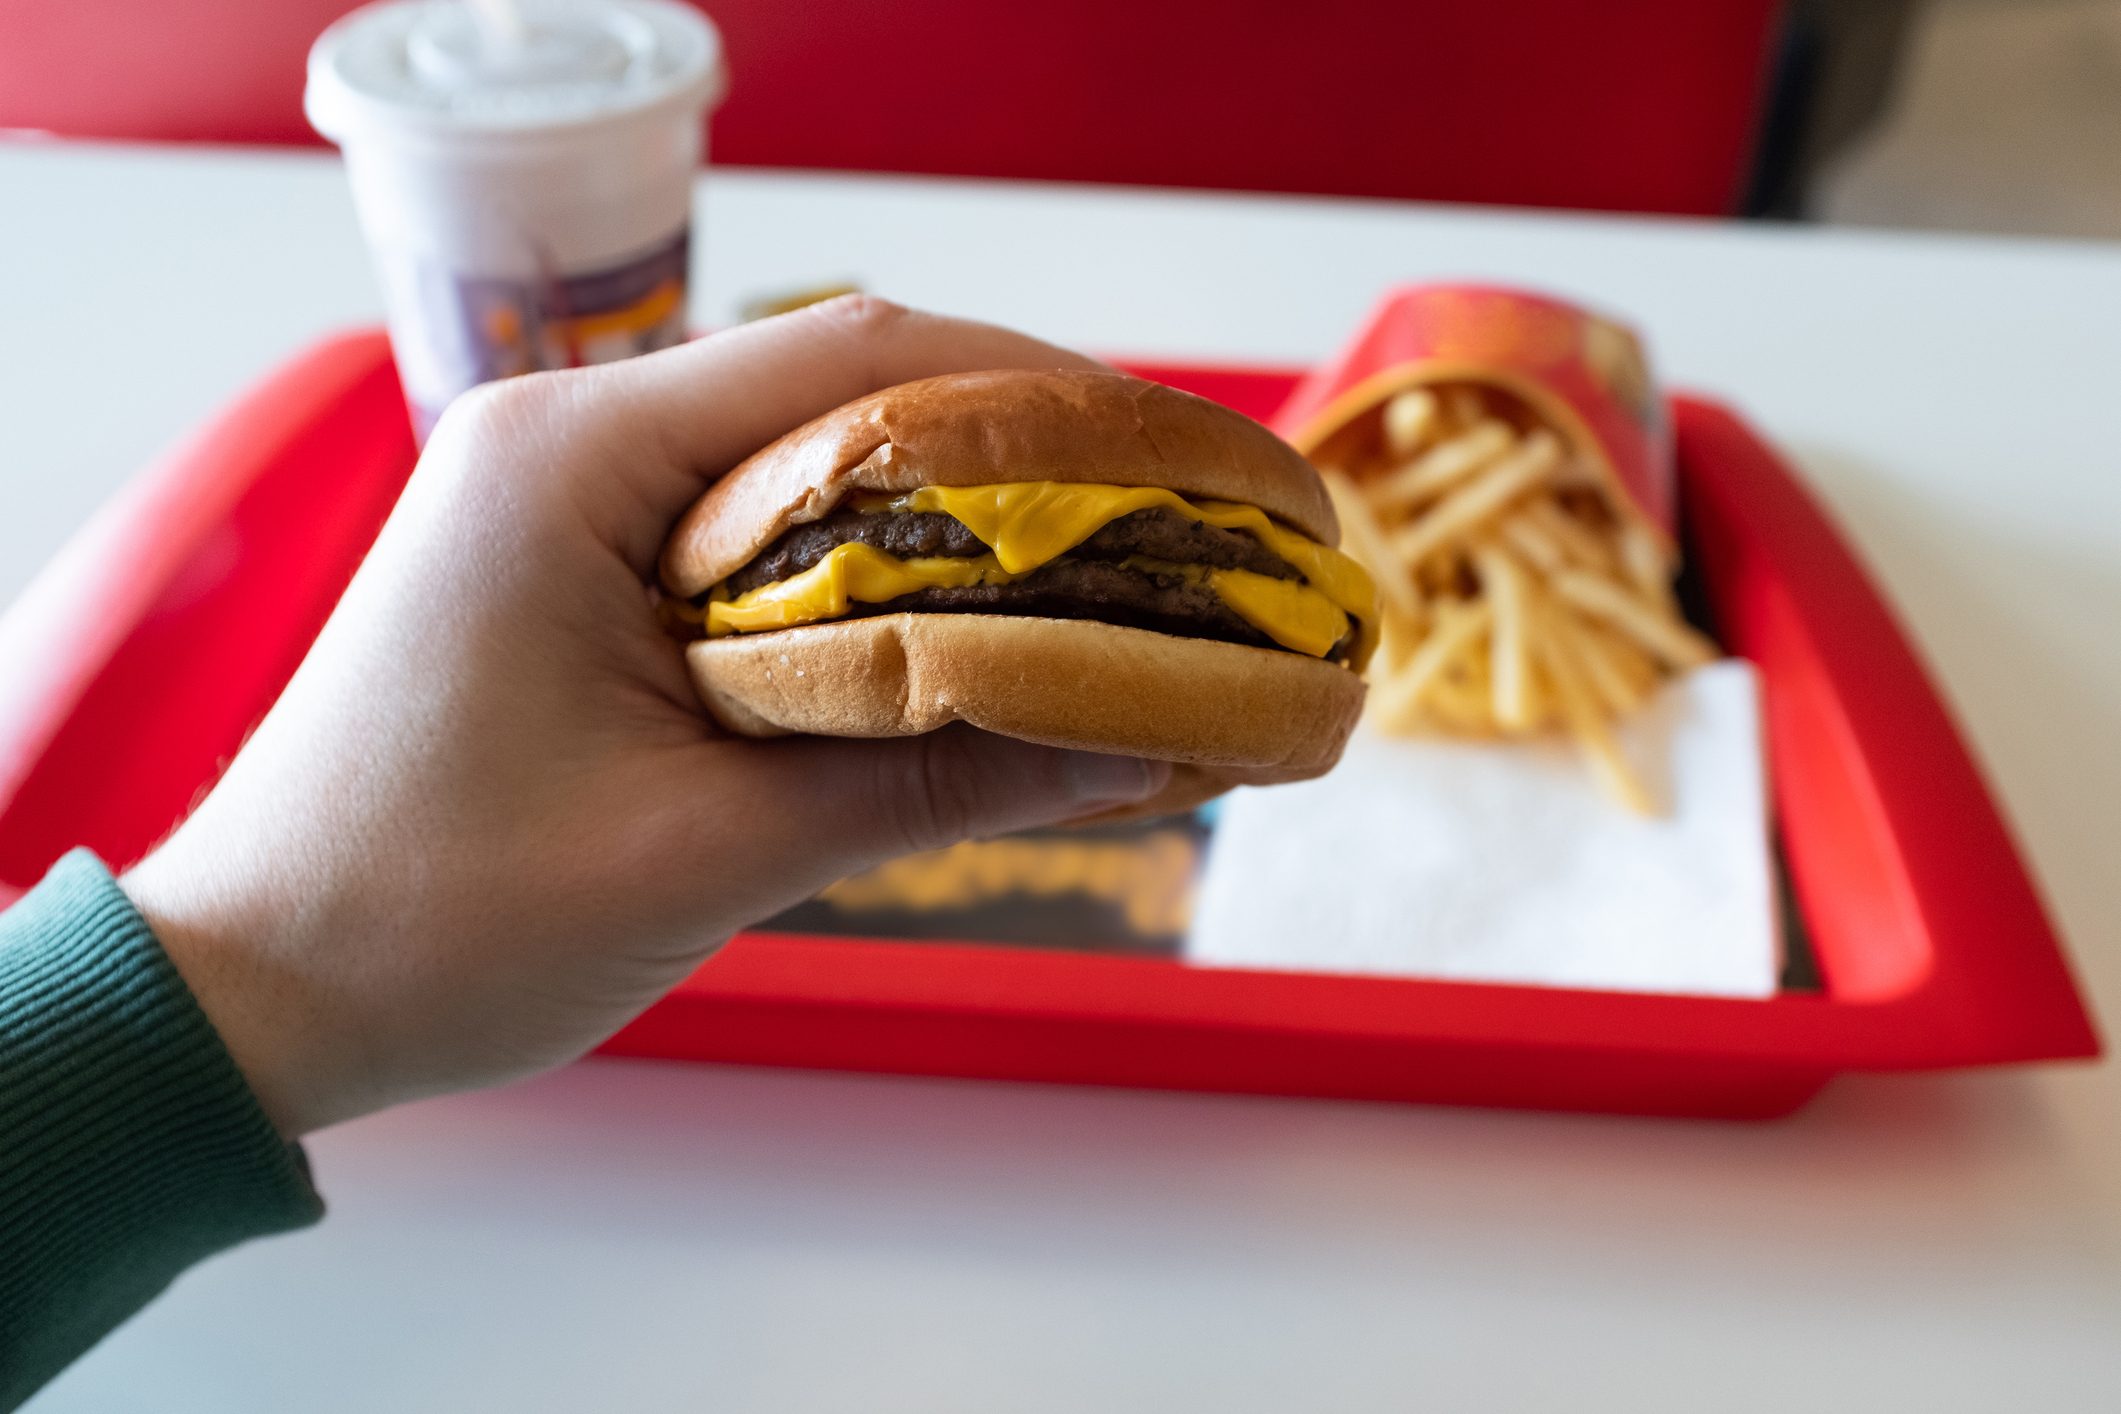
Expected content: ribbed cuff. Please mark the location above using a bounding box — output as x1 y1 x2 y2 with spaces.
0 849 323 1409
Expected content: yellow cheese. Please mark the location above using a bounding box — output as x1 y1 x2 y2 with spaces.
709 483 1379 667
1111 555 1353 661
897 483 1376 665
707 544 1022 636
1206 567 1353 660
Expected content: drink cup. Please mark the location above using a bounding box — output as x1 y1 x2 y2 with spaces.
307 0 725 437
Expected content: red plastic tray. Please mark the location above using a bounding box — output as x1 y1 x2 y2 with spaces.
0 332 2099 1118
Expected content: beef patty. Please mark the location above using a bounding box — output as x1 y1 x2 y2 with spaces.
723 506 1298 595
847 558 1312 654
710 506 1346 659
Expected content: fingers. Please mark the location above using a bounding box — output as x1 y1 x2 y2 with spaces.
858 729 1170 856
715 726 1172 903
578 297 1106 569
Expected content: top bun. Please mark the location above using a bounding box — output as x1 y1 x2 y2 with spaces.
660 368 1340 597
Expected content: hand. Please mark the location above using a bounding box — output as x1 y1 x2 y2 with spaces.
122 298 1171 1138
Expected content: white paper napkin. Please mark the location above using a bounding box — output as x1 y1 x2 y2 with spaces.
1185 660 1778 997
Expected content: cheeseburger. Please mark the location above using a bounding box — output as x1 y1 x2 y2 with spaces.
659 368 1377 816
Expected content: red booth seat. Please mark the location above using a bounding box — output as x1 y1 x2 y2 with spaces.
1 0 1784 215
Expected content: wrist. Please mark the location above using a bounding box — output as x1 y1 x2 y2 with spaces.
120 850 338 1139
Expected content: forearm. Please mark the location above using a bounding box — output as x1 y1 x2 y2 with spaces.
0 851 322 1411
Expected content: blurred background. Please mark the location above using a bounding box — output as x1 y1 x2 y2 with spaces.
3 0 2118 237
1813 0 2121 238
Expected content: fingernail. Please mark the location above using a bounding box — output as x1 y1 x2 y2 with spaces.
1064 752 1169 803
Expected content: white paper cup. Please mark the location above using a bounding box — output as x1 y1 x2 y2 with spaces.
307 0 725 436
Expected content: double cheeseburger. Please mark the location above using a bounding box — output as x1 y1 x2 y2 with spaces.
659 368 1377 817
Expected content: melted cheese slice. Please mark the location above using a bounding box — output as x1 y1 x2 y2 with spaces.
707 545 1022 636
1101 556 1357 661
900 484 1373 613
709 483 1378 666
900 484 1375 663
1205 567 1356 660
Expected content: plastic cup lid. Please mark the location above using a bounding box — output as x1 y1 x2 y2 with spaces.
307 0 725 145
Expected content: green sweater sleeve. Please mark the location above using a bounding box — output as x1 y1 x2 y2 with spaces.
0 850 323 1409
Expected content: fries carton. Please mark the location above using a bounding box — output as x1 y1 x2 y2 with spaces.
1275 285 1673 541
1277 285 1708 811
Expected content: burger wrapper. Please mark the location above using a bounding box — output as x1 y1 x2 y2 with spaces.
1272 284 1674 542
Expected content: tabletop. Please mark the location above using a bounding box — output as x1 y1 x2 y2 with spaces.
5 141 2119 1412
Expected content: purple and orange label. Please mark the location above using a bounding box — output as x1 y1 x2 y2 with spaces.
387 227 692 439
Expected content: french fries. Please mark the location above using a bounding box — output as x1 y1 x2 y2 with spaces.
1316 382 1717 812
1551 570 1717 671
1373 419 1515 510
1470 542 1537 730
1369 599 1492 732
1381 386 1440 458
1387 429 1560 567
1535 604 1655 816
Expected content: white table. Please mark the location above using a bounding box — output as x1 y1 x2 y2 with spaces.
6 142 2120 1412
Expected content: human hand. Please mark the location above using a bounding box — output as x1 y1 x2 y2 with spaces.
121 298 1171 1137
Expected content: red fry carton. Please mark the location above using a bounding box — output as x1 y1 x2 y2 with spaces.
1273 284 1675 541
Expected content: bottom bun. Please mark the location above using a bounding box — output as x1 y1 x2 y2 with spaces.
685 613 1366 819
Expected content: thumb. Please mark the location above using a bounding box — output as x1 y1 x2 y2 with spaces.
733 725 1174 887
